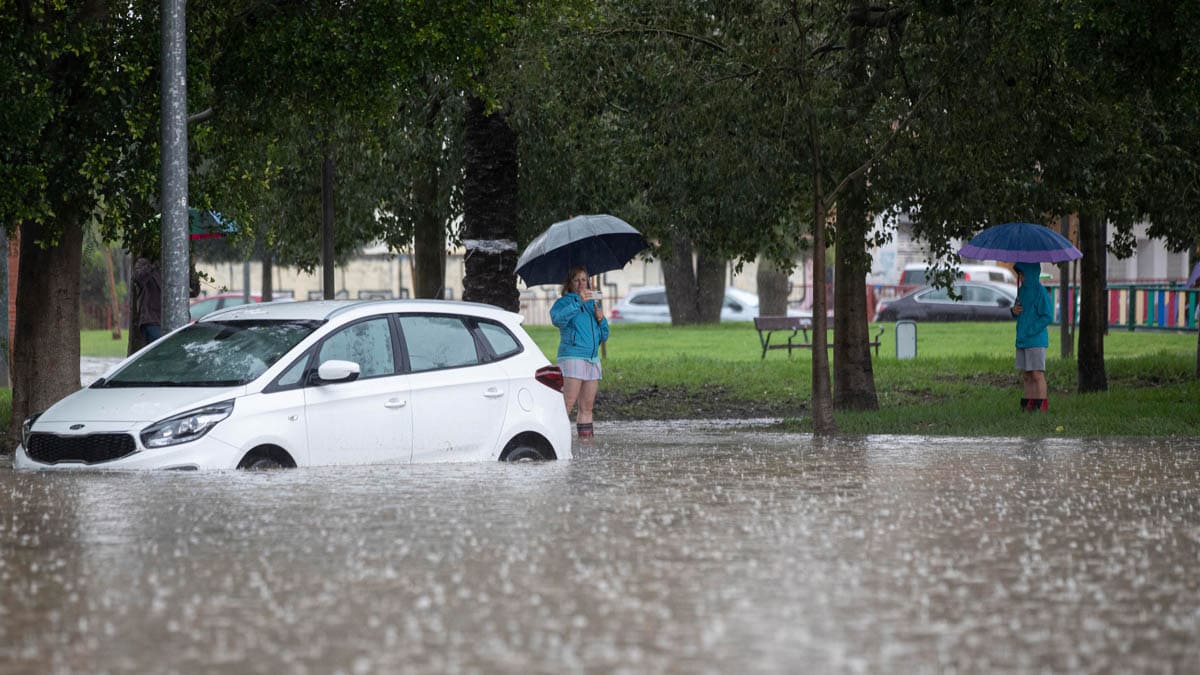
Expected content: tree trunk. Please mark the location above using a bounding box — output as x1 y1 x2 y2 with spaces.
1059 215 1074 358
0 227 10 389
461 96 520 312
414 93 446 299
807 120 835 435
127 256 146 356
322 144 336 300
1077 212 1107 392
261 250 273 302
11 220 84 444
830 0 879 412
661 234 724 324
756 256 790 316
833 187 879 411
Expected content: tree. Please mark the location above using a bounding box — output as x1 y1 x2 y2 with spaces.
1 1 160 442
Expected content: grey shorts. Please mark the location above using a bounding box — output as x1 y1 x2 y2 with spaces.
1015 347 1046 372
559 358 602 381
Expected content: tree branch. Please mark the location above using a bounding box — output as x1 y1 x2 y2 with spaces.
188 107 214 125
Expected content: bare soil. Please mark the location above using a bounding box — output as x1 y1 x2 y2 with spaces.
597 384 806 420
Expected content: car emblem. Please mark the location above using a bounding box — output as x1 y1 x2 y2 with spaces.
70 424 85 430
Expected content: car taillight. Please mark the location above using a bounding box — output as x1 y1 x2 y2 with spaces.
535 365 564 392
610 308 622 320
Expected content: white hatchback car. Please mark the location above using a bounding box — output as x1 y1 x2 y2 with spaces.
609 285 809 323
16 300 571 470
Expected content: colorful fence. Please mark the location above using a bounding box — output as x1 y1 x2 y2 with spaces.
1047 284 1199 331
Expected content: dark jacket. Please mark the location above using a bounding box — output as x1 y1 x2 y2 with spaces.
132 258 162 327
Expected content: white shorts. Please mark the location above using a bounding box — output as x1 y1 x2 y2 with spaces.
1015 347 1046 372
559 358 602 381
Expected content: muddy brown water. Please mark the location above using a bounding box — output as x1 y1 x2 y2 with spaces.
2 422 1198 673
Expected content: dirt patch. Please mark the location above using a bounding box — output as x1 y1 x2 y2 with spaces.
597 384 806 420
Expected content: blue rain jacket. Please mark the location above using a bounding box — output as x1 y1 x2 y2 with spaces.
1013 262 1052 349
551 292 610 360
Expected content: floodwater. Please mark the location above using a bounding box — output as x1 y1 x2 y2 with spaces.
2 424 1198 674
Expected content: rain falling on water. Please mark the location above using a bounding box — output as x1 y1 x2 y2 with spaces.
2 423 1198 673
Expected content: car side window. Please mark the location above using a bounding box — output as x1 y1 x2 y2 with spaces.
317 318 395 378
398 315 480 372
476 320 522 359
274 354 310 389
632 291 667 305
919 288 952 303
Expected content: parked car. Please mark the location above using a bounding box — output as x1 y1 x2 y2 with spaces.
16 300 571 470
609 285 808 323
875 280 1017 322
900 263 1017 287
189 293 262 321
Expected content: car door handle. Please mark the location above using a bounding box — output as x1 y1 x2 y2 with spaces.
384 398 407 409
483 388 505 398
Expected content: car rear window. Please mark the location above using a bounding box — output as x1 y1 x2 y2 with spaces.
476 320 522 359
631 291 667 305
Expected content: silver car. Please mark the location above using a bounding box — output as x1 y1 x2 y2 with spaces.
609 286 808 323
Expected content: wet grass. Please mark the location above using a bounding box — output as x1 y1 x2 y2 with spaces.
81 329 131 358
65 323 1198 438
526 321 1200 437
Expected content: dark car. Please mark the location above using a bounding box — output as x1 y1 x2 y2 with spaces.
875 281 1017 322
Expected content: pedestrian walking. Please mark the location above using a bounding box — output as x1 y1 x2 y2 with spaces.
1011 261 1053 411
550 265 609 438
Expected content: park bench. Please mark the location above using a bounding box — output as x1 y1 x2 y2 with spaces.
754 316 885 359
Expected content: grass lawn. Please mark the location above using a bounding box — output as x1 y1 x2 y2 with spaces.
526 321 1200 437
61 323 1200 439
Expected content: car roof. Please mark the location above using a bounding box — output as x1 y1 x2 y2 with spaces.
626 285 757 299
909 280 1017 297
200 299 524 324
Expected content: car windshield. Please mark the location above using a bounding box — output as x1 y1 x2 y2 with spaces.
100 320 322 387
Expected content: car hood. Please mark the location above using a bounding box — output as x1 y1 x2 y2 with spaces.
38 386 245 425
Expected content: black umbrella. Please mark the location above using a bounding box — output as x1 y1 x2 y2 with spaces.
515 214 649 287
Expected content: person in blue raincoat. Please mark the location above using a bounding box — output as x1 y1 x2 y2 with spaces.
1011 262 1054 412
551 265 610 437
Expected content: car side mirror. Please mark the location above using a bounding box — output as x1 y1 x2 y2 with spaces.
998 298 1012 308
315 359 361 384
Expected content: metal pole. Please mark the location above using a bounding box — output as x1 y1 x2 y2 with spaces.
160 0 189 330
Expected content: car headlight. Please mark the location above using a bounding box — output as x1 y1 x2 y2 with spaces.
21 412 42 449
140 400 234 449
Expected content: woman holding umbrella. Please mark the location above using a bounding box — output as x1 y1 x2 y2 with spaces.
551 266 609 438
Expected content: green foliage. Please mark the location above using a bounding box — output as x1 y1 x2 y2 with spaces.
0 1 160 241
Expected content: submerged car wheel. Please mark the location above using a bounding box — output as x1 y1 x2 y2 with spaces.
237 446 294 470
505 446 549 462
244 457 283 470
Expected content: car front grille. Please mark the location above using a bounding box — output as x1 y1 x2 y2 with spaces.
26 432 138 465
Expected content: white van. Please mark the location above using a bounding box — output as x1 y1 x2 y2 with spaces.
900 263 1017 287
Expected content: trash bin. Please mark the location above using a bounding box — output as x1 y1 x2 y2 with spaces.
895 320 917 359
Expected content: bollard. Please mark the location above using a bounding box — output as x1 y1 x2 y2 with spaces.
895 320 917 359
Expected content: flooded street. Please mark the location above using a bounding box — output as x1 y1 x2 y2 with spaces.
2 424 1198 673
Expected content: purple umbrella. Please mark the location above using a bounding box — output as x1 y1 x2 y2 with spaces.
959 222 1082 263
